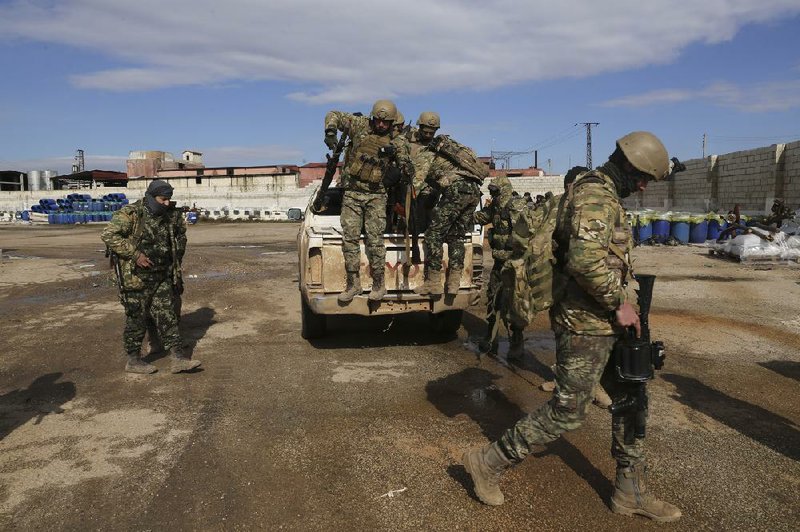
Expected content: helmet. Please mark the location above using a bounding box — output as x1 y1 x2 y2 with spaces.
616 131 669 181
416 111 440 129
370 99 398 122
394 110 405 127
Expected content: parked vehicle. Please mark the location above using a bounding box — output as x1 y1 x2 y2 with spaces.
297 186 484 339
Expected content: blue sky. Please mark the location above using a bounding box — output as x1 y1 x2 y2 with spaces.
0 0 799 175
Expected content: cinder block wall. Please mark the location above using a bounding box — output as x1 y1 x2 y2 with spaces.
625 140 800 214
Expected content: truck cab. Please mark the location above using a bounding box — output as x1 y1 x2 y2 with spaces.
297 186 484 339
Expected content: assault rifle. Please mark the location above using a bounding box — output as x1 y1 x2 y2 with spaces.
312 132 349 213
609 274 665 440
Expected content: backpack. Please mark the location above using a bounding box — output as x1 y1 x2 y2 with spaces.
428 135 489 183
497 192 564 330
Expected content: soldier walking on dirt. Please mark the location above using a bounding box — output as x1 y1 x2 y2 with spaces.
324 100 415 303
101 180 201 375
474 175 527 359
462 132 681 523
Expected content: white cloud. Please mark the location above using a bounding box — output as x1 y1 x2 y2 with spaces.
1 1 799 103
600 79 800 112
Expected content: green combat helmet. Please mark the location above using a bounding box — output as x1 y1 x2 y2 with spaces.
616 131 669 181
416 111 441 129
370 99 398 122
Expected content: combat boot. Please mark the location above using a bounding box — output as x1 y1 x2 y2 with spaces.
610 463 681 522
508 328 525 361
338 272 362 303
125 354 157 374
368 272 387 301
414 269 443 296
444 268 462 294
170 345 201 374
462 442 513 506
592 384 613 409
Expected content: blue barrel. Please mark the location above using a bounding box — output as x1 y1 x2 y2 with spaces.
21 210 30 221
637 220 653 243
48 213 55 224
670 221 690 244
707 219 726 240
689 221 708 243
652 219 670 243
187 212 198 224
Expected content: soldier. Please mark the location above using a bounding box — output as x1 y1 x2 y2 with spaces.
393 110 406 136
101 180 201 375
474 175 527 358
324 100 415 303
462 132 681 523
413 135 486 296
409 112 441 234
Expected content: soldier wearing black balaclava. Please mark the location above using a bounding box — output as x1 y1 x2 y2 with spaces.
102 180 201 374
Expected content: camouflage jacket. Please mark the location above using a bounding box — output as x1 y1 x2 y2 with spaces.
324 111 414 194
100 201 187 291
414 142 481 192
406 129 430 193
551 168 634 335
474 175 526 260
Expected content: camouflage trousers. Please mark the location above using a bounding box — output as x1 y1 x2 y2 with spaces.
424 178 481 271
498 327 645 468
341 190 387 274
121 274 182 355
485 259 521 333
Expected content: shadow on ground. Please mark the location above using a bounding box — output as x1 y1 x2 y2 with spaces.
309 311 459 349
663 373 799 461
758 360 800 382
0 372 76 441
429 367 612 504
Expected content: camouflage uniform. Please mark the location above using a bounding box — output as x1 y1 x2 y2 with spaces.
324 111 414 275
473 175 527 350
406 128 436 234
498 164 641 465
414 147 482 273
101 201 186 357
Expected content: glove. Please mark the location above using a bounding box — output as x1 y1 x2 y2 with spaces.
324 129 338 151
378 144 397 158
382 166 402 188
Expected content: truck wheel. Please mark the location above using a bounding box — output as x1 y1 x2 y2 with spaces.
301 297 326 339
430 310 463 336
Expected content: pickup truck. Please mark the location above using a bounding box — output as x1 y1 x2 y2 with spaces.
297 186 485 339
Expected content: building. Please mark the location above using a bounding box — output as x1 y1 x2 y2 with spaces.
126 150 204 178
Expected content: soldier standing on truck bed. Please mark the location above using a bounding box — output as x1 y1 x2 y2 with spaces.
324 100 415 303
413 133 488 296
101 180 201 375
408 112 441 234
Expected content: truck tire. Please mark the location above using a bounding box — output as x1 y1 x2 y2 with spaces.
301 297 326 339
429 309 463 336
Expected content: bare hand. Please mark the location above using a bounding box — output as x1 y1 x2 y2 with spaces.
135 253 153 269
615 302 641 338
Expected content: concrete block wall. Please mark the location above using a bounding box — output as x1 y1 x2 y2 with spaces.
625 139 800 214
784 140 800 205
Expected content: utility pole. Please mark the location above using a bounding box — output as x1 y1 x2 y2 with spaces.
547 158 552 174
702 133 707 158
576 122 599 168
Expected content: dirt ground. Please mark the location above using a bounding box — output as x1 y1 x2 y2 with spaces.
0 222 798 531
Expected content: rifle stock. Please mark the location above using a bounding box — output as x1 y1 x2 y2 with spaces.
312 133 348 213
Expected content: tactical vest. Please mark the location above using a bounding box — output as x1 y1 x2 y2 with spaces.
428 135 488 183
347 132 393 185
